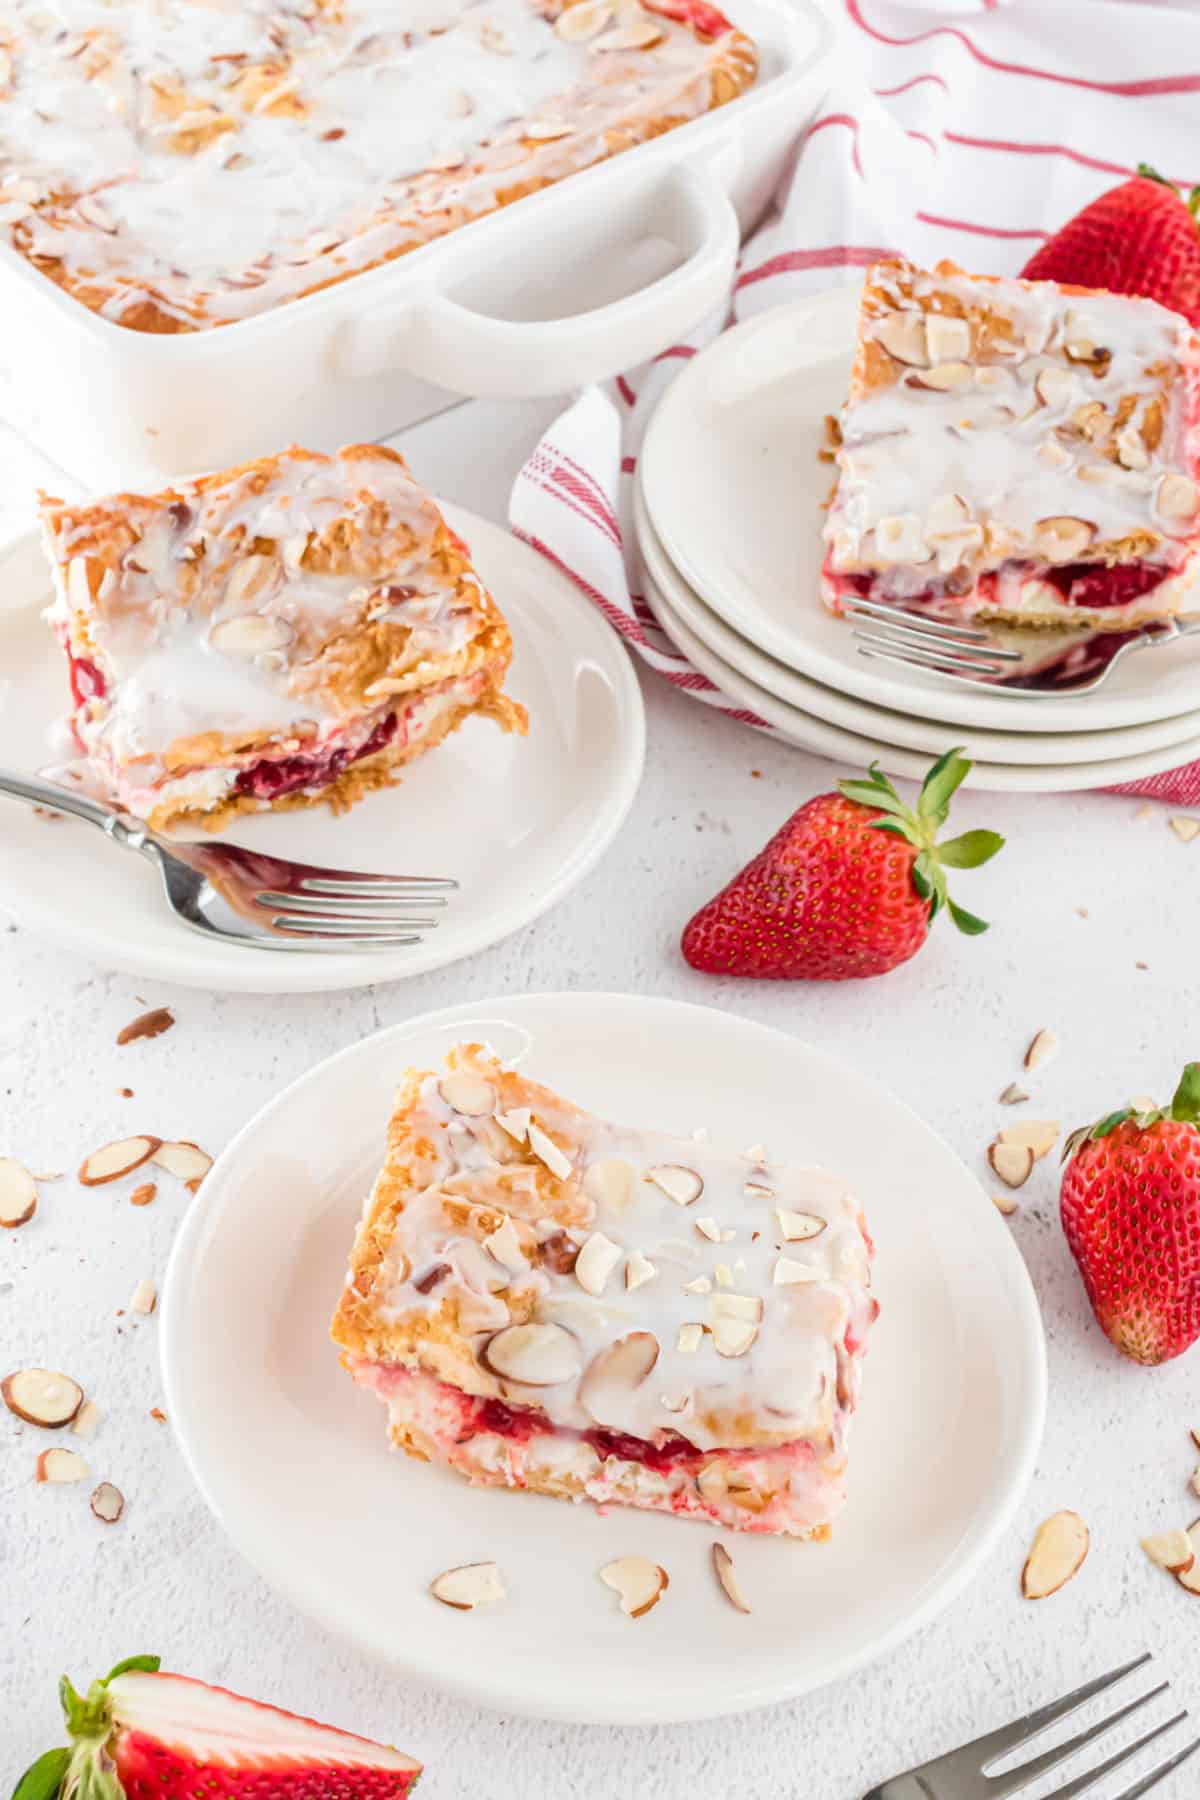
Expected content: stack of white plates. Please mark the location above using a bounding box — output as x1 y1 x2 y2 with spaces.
634 289 1200 791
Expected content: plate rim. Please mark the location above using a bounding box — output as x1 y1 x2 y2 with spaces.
160 989 1048 1725
633 477 1200 765
639 287 1200 736
0 509 646 993
645 568 1200 793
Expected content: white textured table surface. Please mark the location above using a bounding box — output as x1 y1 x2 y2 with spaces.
4 401 1200 1797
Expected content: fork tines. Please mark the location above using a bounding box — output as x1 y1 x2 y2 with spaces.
971 1652 1197 1800
843 597 1024 681
254 874 457 941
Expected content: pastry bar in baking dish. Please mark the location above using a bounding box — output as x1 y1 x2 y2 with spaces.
331 1044 878 1538
39 444 526 833
0 0 757 334
822 259 1200 631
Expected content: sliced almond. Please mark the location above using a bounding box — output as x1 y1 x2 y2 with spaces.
116 1007 175 1046
72 1400 101 1440
599 1556 668 1618
624 1249 656 1292
79 1135 161 1186
574 1231 622 1296
430 1561 506 1609
999 1083 1029 1106
1033 517 1093 563
712 1316 758 1357
925 315 970 363
494 1106 531 1144
684 1276 712 1295
423 148 465 172
998 1120 1059 1161
1157 474 1200 522
744 1181 774 1200
712 1542 750 1614
593 21 662 48
222 553 278 606
482 1215 525 1275
1142 1529 1196 1575
90 1481 125 1524
676 1322 703 1354
129 1183 156 1207
1035 366 1079 410
1191 1428 1200 1453
712 1292 763 1322
874 310 928 367
1177 1524 1200 1595
776 1208 826 1242
2 1368 83 1428
873 514 927 564
646 1164 703 1207
152 1140 213 1183
36 1447 89 1484
920 360 972 391
129 1278 157 1315
1191 1467 1200 1499
660 1391 690 1413
523 118 571 141
1024 1028 1059 1072
992 1193 1020 1217
528 1121 573 1181
555 0 613 39
774 1257 820 1285
438 1073 495 1116
713 1263 733 1288
208 613 293 657
1170 816 1200 844
989 1141 1034 1189
583 1157 635 1213
1021 1510 1090 1599
0 1158 37 1227
695 1217 721 1243
579 1331 659 1417
482 1321 581 1386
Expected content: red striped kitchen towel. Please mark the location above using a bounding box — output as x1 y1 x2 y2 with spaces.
508 0 1200 801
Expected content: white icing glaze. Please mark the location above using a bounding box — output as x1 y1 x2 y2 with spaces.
0 0 743 328
41 448 487 791
826 262 1200 599
367 1052 876 1454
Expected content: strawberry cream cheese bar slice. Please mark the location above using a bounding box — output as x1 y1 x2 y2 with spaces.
40 444 526 831
823 258 1200 630
331 1045 877 1538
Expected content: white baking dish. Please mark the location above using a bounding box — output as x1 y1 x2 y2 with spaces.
0 0 832 489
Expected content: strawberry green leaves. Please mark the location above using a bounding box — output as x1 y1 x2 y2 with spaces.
838 750 1004 937
1063 1064 1200 1163
1170 1062 1200 1123
11 1750 69 1800
102 1656 159 1684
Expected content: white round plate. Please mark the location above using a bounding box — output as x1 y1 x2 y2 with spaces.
0 511 644 993
161 991 1046 1725
639 287 1200 735
633 480 1200 767
646 572 1200 791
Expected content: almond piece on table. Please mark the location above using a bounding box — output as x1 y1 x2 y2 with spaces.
1024 1029 1059 1072
1176 1524 1200 1595
130 1278 157 1315
998 1120 1060 1161
79 1135 161 1186
1141 1529 1195 1575
116 1007 175 1046
1022 1510 1090 1598
129 1183 157 1207
90 1481 125 1523
0 1157 38 1227
998 1084 1029 1106
2 1368 84 1427
72 1400 101 1439
988 1141 1035 1189
992 1193 1020 1217
36 1447 89 1484
711 1542 750 1614
600 1556 668 1618
430 1562 506 1610
151 1141 213 1184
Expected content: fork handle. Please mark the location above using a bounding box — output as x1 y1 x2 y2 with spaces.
0 766 147 848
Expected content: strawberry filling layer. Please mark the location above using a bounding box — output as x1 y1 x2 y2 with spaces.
234 711 398 800
67 651 107 708
475 1396 711 1476
828 556 1172 613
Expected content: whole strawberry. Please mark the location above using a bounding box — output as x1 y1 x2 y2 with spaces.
1060 1065 1200 1366
13 1654 421 1800
1021 165 1200 328
680 749 1004 980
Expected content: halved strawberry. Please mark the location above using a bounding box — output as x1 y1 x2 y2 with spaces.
12 1656 421 1800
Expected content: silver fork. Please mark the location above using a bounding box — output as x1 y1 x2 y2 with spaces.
845 594 1200 694
1 768 455 952
865 1653 1198 1800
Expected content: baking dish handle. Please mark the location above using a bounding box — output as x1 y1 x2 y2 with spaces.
342 157 739 396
